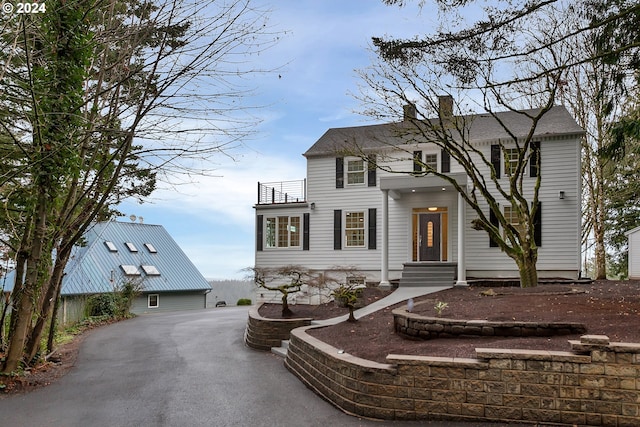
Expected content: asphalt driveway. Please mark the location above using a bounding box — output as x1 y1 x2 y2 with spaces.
0 307 519 426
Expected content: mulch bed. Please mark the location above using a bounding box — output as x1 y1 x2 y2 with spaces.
267 280 640 363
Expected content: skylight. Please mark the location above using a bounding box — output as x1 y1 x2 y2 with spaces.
144 243 157 253
141 265 160 276
105 241 118 252
125 242 138 252
120 265 141 276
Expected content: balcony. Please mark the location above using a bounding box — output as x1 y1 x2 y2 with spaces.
257 179 306 204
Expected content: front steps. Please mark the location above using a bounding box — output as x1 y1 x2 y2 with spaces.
399 262 456 287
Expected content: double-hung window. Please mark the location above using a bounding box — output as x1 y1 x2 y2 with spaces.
504 148 520 176
424 153 438 171
345 211 365 247
503 206 525 238
266 216 301 248
346 159 365 185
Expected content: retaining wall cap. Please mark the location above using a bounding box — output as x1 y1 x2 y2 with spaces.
581 335 610 345
290 326 396 372
249 303 313 323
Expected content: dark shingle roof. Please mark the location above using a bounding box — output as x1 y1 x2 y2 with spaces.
304 105 584 158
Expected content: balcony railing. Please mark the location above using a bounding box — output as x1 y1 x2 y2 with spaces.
257 179 307 204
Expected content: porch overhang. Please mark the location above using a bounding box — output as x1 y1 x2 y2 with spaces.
380 173 467 200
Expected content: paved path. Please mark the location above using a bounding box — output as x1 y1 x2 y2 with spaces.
313 285 452 325
0 304 519 426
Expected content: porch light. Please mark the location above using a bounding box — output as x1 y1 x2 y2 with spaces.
441 187 446 191
559 191 565 200
428 207 438 211
310 202 316 210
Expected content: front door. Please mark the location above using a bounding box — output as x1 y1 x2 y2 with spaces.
419 213 441 261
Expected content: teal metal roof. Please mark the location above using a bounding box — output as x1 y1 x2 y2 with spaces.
2 221 211 295
63 221 211 295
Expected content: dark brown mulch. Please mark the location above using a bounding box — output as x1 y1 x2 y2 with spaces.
302 280 640 364
257 287 393 320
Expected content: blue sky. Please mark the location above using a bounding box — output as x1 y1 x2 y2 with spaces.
119 1 437 279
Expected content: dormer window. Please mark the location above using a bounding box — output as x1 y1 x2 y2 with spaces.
105 241 118 252
125 242 138 252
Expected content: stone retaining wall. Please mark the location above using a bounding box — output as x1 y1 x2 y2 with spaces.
285 328 640 425
244 303 312 351
393 308 587 339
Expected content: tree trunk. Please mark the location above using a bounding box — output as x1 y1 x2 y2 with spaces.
515 246 539 288
280 293 292 317
25 247 70 363
2 192 48 373
347 307 356 322
594 197 607 279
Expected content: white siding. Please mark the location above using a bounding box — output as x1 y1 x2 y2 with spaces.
465 137 581 278
255 135 582 281
628 228 640 280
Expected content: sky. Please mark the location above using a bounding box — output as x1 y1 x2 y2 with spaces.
119 0 440 279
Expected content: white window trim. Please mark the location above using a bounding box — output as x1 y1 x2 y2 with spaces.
424 153 438 172
148 294 159 308
346 158 366 186
345 210 366 248
265 215 302 249
504 148 520 176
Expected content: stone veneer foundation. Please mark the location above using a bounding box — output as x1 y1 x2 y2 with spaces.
285 326 640 426
393 308 587 339
244 304 312 351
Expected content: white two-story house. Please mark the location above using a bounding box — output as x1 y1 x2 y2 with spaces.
254 99 583 301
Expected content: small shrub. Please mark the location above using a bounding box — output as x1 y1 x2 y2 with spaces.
237 298 252 306
86 294 116 317
434 301 448 316
332 284 364 322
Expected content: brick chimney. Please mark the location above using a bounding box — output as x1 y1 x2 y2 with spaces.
438 95 454 119
403 104 417 120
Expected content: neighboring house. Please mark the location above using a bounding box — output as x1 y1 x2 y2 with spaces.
626 226 640 280
3 221 212 324
254 101 584 300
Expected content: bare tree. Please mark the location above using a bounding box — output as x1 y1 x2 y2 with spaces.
251 266 320 317
0 0 279 373
353 2 589 287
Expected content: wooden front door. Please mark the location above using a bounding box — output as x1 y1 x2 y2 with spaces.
419 213 441 261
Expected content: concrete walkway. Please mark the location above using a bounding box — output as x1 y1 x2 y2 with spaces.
312 285 452 326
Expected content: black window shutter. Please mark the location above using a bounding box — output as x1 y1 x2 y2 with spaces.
256 215 263 252
491 144 501 179
367 155 377 187
368 208 377 250
333 210 342 250
533 202 542 247
336 157 344 188
489 208 499 247
413 151 422 173
530 141 540 177
441 149 451 173
303 213 310 250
